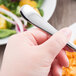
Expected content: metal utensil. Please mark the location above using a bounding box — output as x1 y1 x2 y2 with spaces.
20 5 76 51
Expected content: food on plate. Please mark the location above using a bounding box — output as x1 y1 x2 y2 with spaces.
0 29 16 39
0 4 9 11
19 0 37 8
62 38 76 76
0 0 44 39
0 17 7 29
73 40 76 45
62 51 76 76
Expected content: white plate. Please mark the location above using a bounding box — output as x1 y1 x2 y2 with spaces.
0 0 57 45
69 23 76 45
41 0 57 21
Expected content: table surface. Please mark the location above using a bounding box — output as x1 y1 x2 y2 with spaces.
0 0 76 67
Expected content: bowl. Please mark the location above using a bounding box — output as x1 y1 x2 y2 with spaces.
0 0 57 45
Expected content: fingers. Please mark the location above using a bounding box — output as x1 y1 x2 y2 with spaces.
56 50 69 67
40 28 72 60
28 28 50 44
51 59 62 76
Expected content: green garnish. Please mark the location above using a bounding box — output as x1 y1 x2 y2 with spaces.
35 0 44 8
0 29 16 39
38 8 44 17
0 0 20 15
6 21 13 29
27 23 33 29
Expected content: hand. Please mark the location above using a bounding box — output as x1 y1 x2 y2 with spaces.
1 28 71 76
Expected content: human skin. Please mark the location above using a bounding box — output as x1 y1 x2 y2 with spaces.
0 28 71 76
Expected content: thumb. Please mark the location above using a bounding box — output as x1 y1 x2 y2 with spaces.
40 28 72 59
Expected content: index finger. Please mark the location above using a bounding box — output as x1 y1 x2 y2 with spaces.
28 28 50 45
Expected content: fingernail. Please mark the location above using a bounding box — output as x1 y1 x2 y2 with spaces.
62 28 72 38
58 67 62 76
66 62 69 68
66 58 69 67
59 70 62 76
